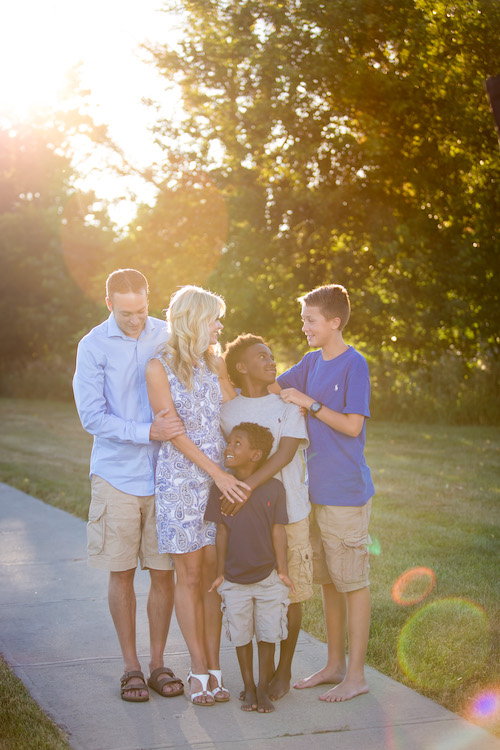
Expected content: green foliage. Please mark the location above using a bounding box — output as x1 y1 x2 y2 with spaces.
115 172 229 309
0 118 114 397
368 349 500 424
143 0 500 421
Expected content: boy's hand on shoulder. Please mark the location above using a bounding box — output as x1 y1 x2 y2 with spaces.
280 388 313 410
278 572 296 594
208 575 224 593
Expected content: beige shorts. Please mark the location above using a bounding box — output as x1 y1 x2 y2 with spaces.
87 475 174 572
310 499 372 593
218 569 290 647
285 516 313 604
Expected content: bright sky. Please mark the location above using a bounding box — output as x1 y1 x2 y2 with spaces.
0 0 183 226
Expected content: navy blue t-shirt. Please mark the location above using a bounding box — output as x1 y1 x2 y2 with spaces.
204 478 288 584
278 346 375 507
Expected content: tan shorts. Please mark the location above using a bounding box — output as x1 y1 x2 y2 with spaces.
87 475 174 572
218 569 290 647
310 499 372 593
285 516 313 604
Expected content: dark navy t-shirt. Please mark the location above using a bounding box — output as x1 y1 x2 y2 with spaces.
204 478 288 584
278 346 375 507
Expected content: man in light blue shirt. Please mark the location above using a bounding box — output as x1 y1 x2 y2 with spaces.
73 269 185 703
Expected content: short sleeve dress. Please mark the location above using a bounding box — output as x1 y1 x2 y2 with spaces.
154 354 225 554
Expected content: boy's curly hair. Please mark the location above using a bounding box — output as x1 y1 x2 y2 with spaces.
231 422 274 467
223 333 267 387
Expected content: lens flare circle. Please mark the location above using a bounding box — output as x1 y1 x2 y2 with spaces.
368 537 382 556
397 598 489 691
392 566 436 607
464 686 500 727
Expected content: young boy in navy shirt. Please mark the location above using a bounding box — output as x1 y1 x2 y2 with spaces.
221 334 312 701
277 284 375 703
205 422 295 713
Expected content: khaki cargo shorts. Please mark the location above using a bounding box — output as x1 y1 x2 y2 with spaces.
285 516 313 604
310 498 372 593
87 475 173 572
218 569 290 647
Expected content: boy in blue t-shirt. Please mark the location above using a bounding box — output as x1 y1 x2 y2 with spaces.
277 283 375 703
206 422 295 714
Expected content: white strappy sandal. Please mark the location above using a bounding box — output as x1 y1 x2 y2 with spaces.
187 671 215 706
208 669 230 702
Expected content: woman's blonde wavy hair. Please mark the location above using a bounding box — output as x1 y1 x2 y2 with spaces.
161 285 226 389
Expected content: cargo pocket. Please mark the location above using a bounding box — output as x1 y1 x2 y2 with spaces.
289 544 313 591
218 595 232 642
87 498 106 556
279 598 289 641
341 537 369 584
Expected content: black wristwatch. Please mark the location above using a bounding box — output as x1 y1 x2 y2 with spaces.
310 401 323 417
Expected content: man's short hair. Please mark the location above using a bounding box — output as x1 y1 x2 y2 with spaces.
232 422 274 467
106 269 149 298
223 333 267 387
299 284 351 330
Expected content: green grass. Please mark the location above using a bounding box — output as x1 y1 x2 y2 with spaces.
0 656 71 750
303 421 500 734
0 398 92 519
0 399 499 739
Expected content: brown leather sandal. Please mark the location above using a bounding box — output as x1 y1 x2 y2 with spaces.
120 670 150 702
147 666 184 697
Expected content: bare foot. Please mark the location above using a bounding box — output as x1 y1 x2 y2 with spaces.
256 686 275 713
293 666 345 690
319 677 369 702
241 687 258 711
268 673 290 701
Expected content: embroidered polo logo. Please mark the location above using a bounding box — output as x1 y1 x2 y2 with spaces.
334 384 339 391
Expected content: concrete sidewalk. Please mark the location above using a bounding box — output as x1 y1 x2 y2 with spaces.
0 483 498 750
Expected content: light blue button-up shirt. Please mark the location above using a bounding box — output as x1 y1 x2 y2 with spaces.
73 313 168 495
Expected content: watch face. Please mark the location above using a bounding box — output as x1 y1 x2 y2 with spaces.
311 401 322 413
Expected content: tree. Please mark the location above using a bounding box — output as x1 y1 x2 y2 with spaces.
0 117 115 398
148 0 499 375
114 170 228 311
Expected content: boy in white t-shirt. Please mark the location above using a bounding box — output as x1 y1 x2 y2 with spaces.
221 334 312 701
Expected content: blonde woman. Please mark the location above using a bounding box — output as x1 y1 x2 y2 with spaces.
146 286 248 707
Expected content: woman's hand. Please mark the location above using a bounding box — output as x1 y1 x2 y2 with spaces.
213 469 250 503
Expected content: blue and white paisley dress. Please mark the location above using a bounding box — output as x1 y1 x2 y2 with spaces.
154 354 225 554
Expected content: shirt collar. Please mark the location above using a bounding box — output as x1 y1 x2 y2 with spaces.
143 316 156 336
106 312 154 341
